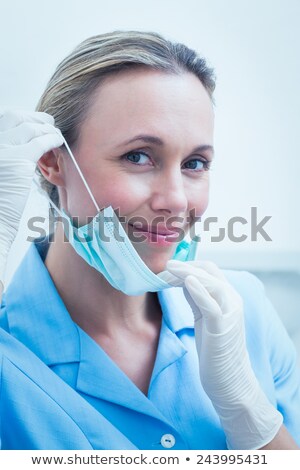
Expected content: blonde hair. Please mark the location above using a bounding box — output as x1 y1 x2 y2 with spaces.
36 30 216 206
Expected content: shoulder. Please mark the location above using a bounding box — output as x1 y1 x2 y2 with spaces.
221 268 273 329
221 268 299 375
222 268 265 298
219 269 294 364
220 268 292 335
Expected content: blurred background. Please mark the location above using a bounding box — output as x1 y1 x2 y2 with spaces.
1 0 299 359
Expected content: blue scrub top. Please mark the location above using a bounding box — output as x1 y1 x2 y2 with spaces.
0 239 300 450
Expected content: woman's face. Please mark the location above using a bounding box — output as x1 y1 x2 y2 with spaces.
60 69 214 273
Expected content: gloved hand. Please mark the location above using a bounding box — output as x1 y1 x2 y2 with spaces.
0 109 63 286
166 259 283 450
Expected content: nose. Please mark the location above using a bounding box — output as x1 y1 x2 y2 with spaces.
150 169 188 215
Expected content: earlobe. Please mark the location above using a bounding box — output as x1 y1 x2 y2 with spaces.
37 149 65 187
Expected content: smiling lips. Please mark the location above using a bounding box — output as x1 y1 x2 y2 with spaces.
129 224 183 246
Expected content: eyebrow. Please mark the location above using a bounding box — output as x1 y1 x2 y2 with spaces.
118 134 214 156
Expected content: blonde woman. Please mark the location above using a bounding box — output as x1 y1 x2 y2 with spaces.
0 31 299 450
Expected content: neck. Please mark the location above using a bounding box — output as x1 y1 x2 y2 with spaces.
44 223 162 340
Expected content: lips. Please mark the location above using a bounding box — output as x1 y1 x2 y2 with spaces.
127 222 185 247
129 224 180 237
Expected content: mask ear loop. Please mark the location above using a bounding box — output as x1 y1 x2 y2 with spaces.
33 130 100 216
56 130 100 213
187 234 201 261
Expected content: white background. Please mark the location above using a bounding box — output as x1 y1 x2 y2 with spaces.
1 0 299 280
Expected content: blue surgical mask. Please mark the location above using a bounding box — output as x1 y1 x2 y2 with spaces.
45 134 200 296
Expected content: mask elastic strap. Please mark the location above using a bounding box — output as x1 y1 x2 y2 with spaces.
58 130 100 213
186 235 201 261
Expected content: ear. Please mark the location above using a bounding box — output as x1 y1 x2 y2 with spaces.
37 149 65 187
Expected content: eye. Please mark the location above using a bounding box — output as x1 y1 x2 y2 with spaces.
183 159 210 171
124 151 151 165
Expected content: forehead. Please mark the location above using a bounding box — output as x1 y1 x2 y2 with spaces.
82 68 214 145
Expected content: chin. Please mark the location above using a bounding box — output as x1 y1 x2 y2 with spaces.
141 251 175 274
131 239 178 273
149 263 167 274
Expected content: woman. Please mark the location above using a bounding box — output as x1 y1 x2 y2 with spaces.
0 30 299 450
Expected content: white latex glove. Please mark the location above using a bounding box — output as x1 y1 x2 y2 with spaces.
166 259 283 450
0 109 63 286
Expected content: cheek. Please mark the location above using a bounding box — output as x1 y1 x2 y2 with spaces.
92 174 150 215
64 153 150 218
63 163 97 218
188 180 210 218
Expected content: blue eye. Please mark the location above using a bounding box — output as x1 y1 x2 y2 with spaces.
183 159 209 171
125 151 150 165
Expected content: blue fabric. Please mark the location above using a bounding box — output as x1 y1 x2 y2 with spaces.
0 240 300 450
